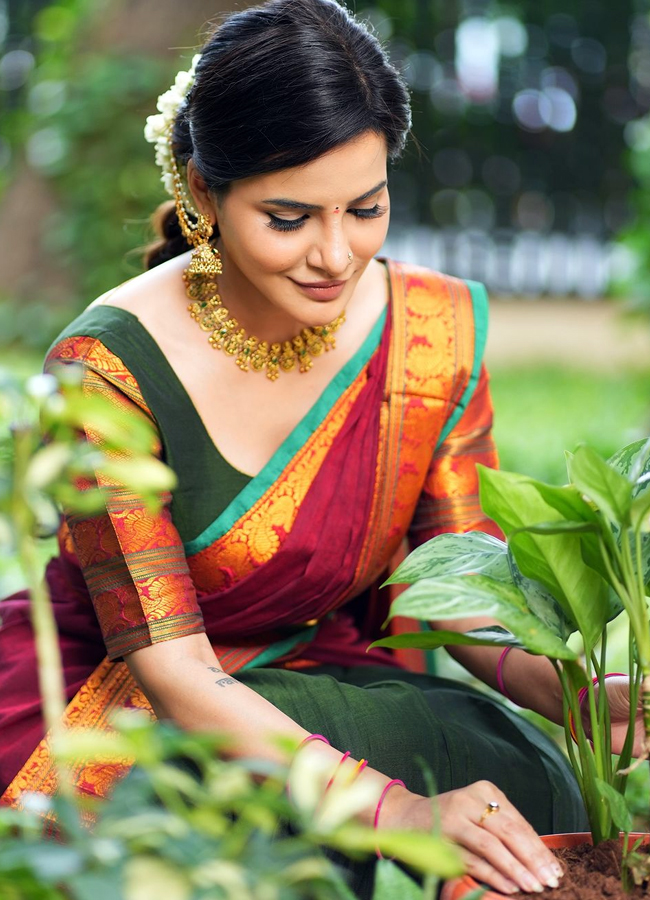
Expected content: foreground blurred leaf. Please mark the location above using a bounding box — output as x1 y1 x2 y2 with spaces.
331 825 463 878
372 858 424 900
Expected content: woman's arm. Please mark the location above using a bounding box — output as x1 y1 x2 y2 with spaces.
127 631 400 819
126 632 563 895
433 614 565 723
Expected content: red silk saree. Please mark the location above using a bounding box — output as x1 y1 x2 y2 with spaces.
0 260 501 805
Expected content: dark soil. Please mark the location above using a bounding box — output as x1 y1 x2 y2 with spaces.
514 841 649 899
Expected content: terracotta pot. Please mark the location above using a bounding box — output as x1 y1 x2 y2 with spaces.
440 832 650 900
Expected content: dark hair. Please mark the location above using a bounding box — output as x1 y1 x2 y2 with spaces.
145 0 411 269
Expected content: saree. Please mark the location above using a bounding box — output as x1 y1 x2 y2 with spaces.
0 260 585 842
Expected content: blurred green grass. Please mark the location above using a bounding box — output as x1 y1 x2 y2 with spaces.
490 365 650 484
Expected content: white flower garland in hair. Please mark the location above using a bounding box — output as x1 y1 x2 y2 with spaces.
144 53 202 198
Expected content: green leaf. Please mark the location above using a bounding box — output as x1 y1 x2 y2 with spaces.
370 626 525 652
25 444 74 490
567 445 633 526
384 532 509 586
372 859 425 900
123 856 192 900
387 575 578 659
508 551 574 641
478 465 610 653
101 457 176 494
51 484 107 514
332 825 463 878
512 521 601 535
0 842 83 881
595 778 634 835
562 659 590 692
630 491 650 532
503 478 612 590
530 481 600 525
67 870 124 900
608 438 650 486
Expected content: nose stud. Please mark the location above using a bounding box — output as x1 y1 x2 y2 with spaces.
347 251 353 261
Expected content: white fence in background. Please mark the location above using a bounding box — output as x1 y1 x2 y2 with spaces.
382 227 636 298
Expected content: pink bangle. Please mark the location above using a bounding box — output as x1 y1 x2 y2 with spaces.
496 647 517 703
325 751 350 792
569 673 627 744
353 758 368 778
578 673 627 708
299 733 330 749
374 778 406 860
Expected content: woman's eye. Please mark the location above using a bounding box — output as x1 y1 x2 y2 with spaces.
349 203 388 220
266 214 308 232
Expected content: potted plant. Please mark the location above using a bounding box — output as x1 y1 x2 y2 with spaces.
371 438 650 897
0 367 462 900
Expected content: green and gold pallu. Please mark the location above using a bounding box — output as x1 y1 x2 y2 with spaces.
0 260 500 807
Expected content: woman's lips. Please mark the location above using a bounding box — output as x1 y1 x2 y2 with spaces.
290 278 347 301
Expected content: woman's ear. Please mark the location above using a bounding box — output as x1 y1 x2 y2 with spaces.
186 159 217 225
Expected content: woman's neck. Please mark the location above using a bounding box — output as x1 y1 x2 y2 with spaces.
214 246 311 343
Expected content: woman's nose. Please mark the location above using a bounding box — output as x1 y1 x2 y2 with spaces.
309 220 351 277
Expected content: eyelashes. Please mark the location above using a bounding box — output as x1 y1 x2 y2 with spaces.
266 204 388 233
267 215 308 233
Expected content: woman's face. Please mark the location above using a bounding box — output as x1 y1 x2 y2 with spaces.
188 130 389 330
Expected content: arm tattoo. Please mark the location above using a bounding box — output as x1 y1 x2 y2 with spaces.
207 665 237 688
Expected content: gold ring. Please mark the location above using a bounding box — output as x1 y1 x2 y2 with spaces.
479 801 500 826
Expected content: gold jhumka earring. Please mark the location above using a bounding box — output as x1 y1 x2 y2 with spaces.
168 130 346 382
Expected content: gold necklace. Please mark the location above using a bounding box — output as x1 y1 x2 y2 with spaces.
184 272 346 382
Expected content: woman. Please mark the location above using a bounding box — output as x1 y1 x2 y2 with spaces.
0 0 631 896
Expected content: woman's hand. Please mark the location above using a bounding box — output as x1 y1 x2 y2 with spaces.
593 675 646 757
387 780 563 895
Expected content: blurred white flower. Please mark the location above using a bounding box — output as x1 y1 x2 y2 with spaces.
193 859 252 899
287 747 377 834
20 791 51 815
25 373 58 400
287 746 332 818
312 772 378 834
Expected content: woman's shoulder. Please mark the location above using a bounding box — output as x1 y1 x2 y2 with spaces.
46 253 191 363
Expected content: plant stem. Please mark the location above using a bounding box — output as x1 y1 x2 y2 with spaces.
11 426 72 800
629 527 650 767
584 655 607 786
554 662 583 793
559 662 608 841
595 640 613 780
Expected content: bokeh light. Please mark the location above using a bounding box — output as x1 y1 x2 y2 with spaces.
0 49 35 91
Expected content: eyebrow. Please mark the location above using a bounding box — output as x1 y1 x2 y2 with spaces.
262 179 387 211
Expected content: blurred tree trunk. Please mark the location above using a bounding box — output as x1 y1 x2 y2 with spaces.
0 0 250 306
89 0 232 55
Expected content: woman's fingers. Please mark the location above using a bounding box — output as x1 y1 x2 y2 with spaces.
603 678 646 756
439 781 563 893
481 792 562 884
460 850 520 895
476 818 562 891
